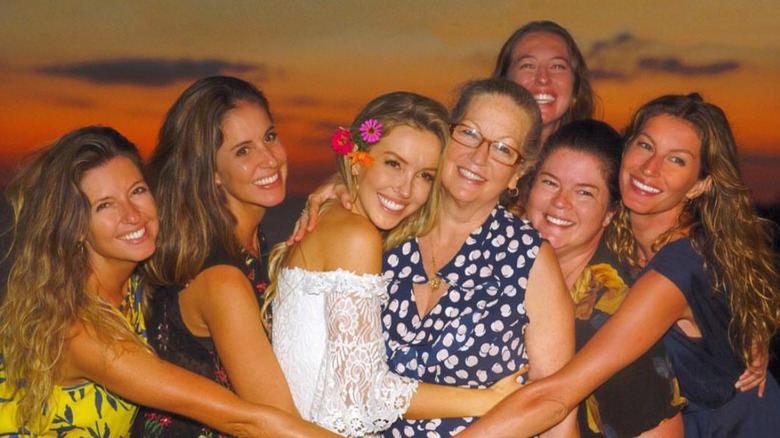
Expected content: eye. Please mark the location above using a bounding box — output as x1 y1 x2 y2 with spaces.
265 130 279 143
131 185 149 196
95 201 111 213
459 126 480 140
235 145 250 157
516 61 536 71
491 142 514 157
539 178 558 188
636 141 652 151
577 189 594 198
419 171 436 183
550 61 569 71
384 159 401 169
668 156 686 166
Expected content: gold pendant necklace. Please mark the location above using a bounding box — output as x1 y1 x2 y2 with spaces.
426 233 443 290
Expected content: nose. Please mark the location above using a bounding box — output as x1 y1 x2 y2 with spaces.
641 155 661 177
552 189 571 209
395 173 413 199
535 67 550 85
122 202 142 224
258 143 282 167
469 138 491 165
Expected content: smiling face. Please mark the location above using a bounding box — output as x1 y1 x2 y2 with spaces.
351 125 440 231
441 93 530 211
620 113 710 224
215 100 287 219
81 156 159 271
507 31 575 135
526 148 613 259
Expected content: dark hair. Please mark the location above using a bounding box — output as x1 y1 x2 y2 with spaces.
533 119 622 208
451 77 542 163
144 75 271 286
492 20 595 124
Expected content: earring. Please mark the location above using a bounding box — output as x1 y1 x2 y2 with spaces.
507 186 519 197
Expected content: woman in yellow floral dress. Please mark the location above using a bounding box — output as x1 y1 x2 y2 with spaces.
518 119 685 437
0 126 337 437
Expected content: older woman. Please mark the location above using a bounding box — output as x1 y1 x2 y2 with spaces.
458 93 780 438
520 119 684 437
380 78 576 437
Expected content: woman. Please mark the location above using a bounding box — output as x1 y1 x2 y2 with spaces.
521 119 684 437
379 78 576 437
132 76 299 436
0 126 336 437
458 93 780 437
492 20 595 149
267 91 521 437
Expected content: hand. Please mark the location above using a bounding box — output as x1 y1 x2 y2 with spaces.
735 341 768 396
487 364 529 403
285 174 351 246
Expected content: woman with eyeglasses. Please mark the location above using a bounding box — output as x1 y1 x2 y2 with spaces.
378 78 576 437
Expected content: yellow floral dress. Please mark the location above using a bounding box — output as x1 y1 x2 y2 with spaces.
571 242 685 438
0 275 147 437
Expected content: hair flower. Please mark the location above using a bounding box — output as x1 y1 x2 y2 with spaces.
348 151 374 167
330 127 354 155
359 119 383 143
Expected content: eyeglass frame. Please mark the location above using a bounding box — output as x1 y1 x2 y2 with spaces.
448 123 524 166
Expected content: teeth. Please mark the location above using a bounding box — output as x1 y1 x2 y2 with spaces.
458 167 485 182
632 177 661 194
378 194 404 212
120 227 146 241
534 93 555 104
254 173 279 186
545 214 573 227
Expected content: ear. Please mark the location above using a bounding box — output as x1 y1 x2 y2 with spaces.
685 175 712 201
214 171 222 186
507 169 522 192
602 209 616 228
351 162 361 177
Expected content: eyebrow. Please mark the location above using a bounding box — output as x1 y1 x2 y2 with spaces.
384 151 438 171
637 132 697 156
229 125 276 151
514 54 571 63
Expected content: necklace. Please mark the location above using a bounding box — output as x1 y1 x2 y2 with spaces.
426 233 443 290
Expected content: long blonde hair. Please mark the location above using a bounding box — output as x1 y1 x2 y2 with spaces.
0 126 148 428
263 91 449 322
607 93 780 364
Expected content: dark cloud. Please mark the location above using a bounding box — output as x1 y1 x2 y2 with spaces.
37 58 264 86
49 95 96 109
588 31 644 57
637 57 739 75
588 68 628 81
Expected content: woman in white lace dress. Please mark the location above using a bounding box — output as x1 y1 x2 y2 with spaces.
265 92 521 437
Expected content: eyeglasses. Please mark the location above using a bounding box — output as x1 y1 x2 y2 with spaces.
449 124 524 166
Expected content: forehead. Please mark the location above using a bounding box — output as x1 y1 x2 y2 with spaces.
462 93 531 140
372 125 440 166
221 102 272 134
640 113 701 154
540 148 607 185
80 156 142 199
512 31 570 59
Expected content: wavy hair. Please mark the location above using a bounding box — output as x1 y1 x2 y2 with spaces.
607 93 780 364
263 92 450 321
142 76 271 287
0 126 147 428
492 20 596 126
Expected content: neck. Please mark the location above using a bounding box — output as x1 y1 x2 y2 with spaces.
438 192 497 231
628 207 681 262
87 259 136 308
540 120 561 147
231 206 265 256
556 240 601 290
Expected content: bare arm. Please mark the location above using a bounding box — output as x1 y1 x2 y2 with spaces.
523 242 577 438
286 174 350 246
63 323 339 437
194 265 298 414
458 269 689 438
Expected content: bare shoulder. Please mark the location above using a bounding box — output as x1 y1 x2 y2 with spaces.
314 206 382 274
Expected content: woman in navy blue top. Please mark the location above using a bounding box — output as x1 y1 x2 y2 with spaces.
458 93 780 437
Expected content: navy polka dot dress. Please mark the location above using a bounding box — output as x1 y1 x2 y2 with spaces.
381 206 540 437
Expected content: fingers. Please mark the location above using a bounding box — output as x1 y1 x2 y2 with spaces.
735 366 767 394
285 209 309 246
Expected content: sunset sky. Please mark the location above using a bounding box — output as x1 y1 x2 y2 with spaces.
2 0 779 203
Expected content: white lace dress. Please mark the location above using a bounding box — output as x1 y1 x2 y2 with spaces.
271 267 418 437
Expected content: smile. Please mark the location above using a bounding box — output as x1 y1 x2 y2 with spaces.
377 193 405 212
544 214 574 227
534 93 555 104
631 177 661 194
458 167 486 182
119 227 146 241
253 172 279 186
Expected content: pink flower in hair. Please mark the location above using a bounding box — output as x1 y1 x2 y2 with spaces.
359 119 383 143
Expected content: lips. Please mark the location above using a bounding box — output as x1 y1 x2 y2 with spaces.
544 214 573 227
631 177 661 194
534 93 555 105
118 226 147 241
377 193 405 213
253 172 280 187
458 166 486 182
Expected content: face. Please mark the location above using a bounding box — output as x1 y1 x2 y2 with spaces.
526 148 613 259
507 32 575 132
352 125 440 231
81 156 159 270
441 93 529 209
215 101 287 218
620 113 710 222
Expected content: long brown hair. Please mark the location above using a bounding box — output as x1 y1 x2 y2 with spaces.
142 75 271 287
0 126 147 428
607 93 780 364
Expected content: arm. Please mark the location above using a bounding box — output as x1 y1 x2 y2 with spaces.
286 174 350 246
523 242 577 438
63 322 339 437
193 265 298 414
458 269 690 438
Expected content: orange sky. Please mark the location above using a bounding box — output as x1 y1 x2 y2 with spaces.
1 1 779 202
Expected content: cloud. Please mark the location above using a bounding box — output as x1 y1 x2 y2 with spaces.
37 58 264 86
636 57 739 75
